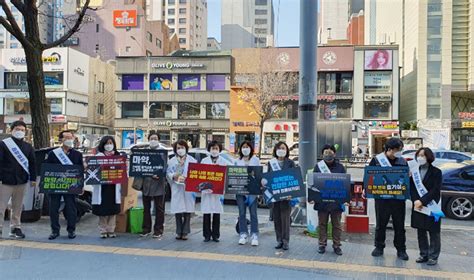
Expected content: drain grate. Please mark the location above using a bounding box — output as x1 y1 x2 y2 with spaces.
0 245 22 260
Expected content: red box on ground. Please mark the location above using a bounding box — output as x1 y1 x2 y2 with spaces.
345 215 369 233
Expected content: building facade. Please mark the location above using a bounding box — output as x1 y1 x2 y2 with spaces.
114 55 231 149
221 0 274 50
207 37 221 50
347 10 365 45
320 0 350 44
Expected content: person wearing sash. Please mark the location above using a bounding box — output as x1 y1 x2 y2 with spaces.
410 148 442 266
266 141 295 251
134 132 166 239
200 141 229 242
313 144 346 256
0 120 36 239
235 141 261 246
91 136 121 238
45 130 84 240
368 138 409 260
166 140 197 240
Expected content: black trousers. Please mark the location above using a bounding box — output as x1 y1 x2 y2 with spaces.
49 194 77 234
142 195 165 235
273 201 291 245
203 213 220 239
374 199 406 251
417 229 441 260
175 213 191 236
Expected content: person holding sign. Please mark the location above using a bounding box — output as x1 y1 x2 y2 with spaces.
91 136 121 239
235 141 261 246
409 148 442 266
0 121 36 239
312 144 346 256
166 140 197 240
266 142 296 251
368 138 409 261
45 130 84 240
200 141 228 242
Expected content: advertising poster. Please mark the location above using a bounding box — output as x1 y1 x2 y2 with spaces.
185 163 227 194
85 155 128 185
365 49 393 70
178 74 201 90
363 166 410 200
39 164 84 194
262 167 305 203
121 130 144 149
225 166 263 195
150 74 173 90
129 149 168 177
308 173 351 204
349 182 367 215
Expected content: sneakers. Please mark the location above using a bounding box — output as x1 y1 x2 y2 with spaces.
371 247 384 257
140 232 152 237
100 233 107 239
108 233 117 238
250 234 259 246
238 234 248 245
153 233 162 239
10 228 25 239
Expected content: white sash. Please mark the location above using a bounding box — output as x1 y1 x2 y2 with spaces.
376 153 392 167
317 160 331 174
53 148 73 165
408 160 444 221
269 158 282 171
3 137 29 175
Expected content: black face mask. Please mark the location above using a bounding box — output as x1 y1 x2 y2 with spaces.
323 155 335 162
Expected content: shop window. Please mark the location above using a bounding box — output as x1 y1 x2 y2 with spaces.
318 101 352 120
12 99 30 114
364 72 392 93
178 103 200 119
206 74 226 91
178 74 200 90
264 133 286 154
318 72 352 94
149 103 172 118
50 98 62 115
150 74 173 90
5 72 64 89
364 102 391 119
122 102 143 118
121 74 144 90
206 103 228 119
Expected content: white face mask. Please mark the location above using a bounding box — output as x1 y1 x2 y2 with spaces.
241 147 251 156
177 148 186 157
149 140 159 148
394 151 403 158
12 130 25 140
276 149 287 158
417 156 427 166
63 139 74 148
104 144 114 152
210 150 220 157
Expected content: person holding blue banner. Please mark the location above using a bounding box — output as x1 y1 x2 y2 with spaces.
267 142 296 251
368 138 409 261
0 120 36 239
46 130 84 240
410 148 442 266
235 141 261 246
313 144 346 256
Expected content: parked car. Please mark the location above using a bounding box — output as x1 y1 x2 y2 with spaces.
403 149 472 166
439 161 474 220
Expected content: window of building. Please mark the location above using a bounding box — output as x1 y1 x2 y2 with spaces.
5 72 64 89
179 38 187 44
146 50 152 56
168 18 175 25
179 18 186 24
178 103 200 119
169 28 175 34
9 43 19 48
318 101 352 120
255 9 268 15
96 24 99 32
156 38 162 48
95 44 99 53
146 31 152 42
318 72 353 94
168 8 175 15
121 74 144 90
125 46 131 52
97 103 104 115
206 74 226 90
168 0 175 4
97 81 105 93
150 103 172 118
206 103 229 119
264 133 286 154
50 98 62 115
255 18 268 25
255 0 268 5
363 72 391 93
179 0 186 3
255 28 267 34
179 28 186 34
122 102 143 118
364 102 391 119
178 74 200 90
10 99 31 114
179 8 186 14
150 74 173 90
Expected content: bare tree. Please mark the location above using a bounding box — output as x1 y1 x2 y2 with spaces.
0 0 91 148
237 68 298 156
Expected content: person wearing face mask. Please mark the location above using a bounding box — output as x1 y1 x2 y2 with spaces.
132 133 166 239
266 141 296 251
410 148 442 266
312 144 346 256
166 140 197 240
200 141 230 242
0 121 36 239
91 136 121 238
45 130 84 240
368 137 409 260
235 141 261 246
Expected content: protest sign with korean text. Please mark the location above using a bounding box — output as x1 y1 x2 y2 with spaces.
262 167 305 202
129 149 168 177
310 173 351 204
225 166 263 195
85 155 128 185
185 163 227 195
39 164 84 194
363 166 410 200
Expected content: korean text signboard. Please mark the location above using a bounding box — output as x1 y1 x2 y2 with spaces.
85 155 128 185
185 163 227 195
309 173 351 204
225 166 263 195
113 10 137 27
129 149 168 177
39 164 84 194
363 166 410 200
262 167 305 203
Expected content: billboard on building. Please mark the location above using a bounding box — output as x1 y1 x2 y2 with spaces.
113 10 137 27
365 50 393 70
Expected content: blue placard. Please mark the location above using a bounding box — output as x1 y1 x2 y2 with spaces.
363 166 410 200
262 167 305 203
311 173 351 204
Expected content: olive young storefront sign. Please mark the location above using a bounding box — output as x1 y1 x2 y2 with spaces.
152 121 199 127
151 62 205 70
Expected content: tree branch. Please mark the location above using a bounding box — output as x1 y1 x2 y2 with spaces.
0 0 31 48
42 0 91 49
10 0 26 13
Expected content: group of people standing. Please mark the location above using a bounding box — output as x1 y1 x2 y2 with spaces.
0 122 443 265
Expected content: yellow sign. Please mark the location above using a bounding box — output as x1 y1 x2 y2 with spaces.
461 121 474 128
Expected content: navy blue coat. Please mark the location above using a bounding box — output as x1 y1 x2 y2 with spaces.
45 148 83 166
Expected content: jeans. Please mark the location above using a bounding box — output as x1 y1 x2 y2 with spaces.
236 195 258 235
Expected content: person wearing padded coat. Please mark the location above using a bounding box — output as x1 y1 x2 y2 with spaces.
410 147 443 266
266 141 296 251
91 136 121 239
312 144 346 256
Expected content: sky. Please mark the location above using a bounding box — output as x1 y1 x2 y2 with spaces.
207 0 301 47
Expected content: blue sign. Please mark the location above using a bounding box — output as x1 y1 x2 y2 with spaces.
310 173 351 204
363 166 410 200
262 167 305 203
